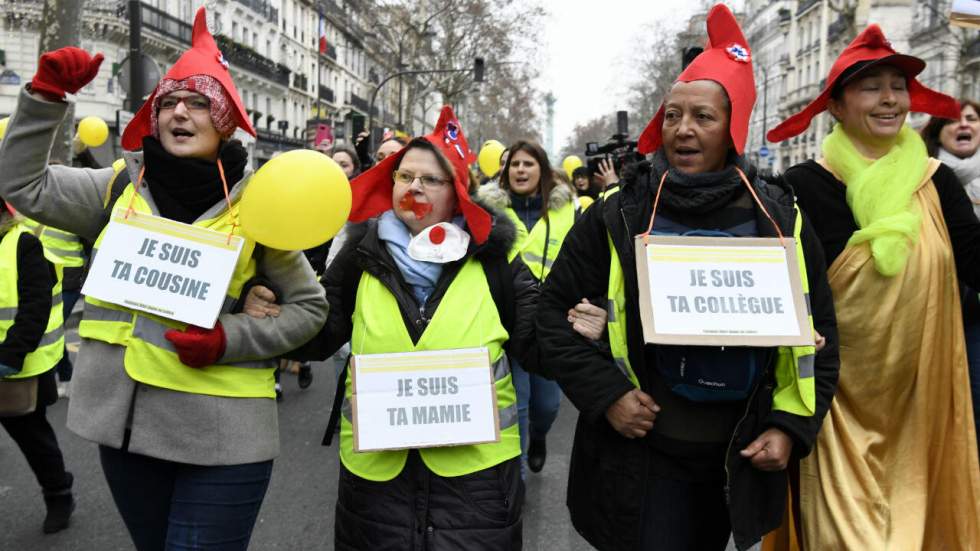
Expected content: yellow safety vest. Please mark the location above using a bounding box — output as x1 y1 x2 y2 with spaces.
77 183 277 398
604 187 816 416
507 199 578 281
20 217 86 268
340 258 520 481
0 225 65 379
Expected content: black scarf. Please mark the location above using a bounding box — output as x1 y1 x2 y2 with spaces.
141 137 248 224
651 150 752 214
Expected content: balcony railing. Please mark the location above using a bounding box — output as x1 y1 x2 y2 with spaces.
257 128 304 148
324 43 338 60
132 2 192 44
234 0 278 23
350 93 369 113
215 34 291 86
319 85 335 103
292 72 309 90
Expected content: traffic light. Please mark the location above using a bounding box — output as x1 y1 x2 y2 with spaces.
474 57 485 83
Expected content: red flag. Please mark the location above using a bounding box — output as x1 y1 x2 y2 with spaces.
319 15 328 54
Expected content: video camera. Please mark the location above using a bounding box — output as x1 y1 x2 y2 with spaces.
585 110 643 176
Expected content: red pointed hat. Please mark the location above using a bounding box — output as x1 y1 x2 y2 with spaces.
637 3 756 155
767 24 960 143
347 106 493 244
121 7 256 150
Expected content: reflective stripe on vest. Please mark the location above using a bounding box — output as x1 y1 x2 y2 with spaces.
510 200 577 281
604 204 816 415
20 217 85 268
341 258 521 482
77 183 276 398
0 225 65 379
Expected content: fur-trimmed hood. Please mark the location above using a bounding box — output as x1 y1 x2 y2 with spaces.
476 181 575 213
340 199 517 264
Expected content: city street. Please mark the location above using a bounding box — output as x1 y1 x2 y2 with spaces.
0 312 595 550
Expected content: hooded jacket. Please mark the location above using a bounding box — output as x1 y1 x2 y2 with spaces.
535 158 840 550
0 89 328 465
291 203 539 375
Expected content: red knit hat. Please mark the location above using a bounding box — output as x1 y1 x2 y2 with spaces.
637 3 755 155
348 106 493 244
767 24 960 143
121 7 255 150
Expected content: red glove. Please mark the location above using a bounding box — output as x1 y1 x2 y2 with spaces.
30 47 104 101
164 322 227 368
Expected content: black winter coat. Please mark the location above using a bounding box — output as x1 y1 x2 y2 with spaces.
535 161 840 551
293 208 539 372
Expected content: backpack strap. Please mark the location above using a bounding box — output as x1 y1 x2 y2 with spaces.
101 158 130 225
481 253 516 342
322 352 352 447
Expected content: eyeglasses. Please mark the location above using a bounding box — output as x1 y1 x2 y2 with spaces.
392 170 449 189
157 94 211 111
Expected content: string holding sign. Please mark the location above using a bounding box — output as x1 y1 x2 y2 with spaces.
632 168 813 347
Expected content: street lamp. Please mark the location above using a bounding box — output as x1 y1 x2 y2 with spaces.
367 57 487 153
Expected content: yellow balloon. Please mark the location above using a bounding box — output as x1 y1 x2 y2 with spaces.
562 155 583 180
0 117 8 141
239 149 352 250
78 116 109 147
478 140 506 178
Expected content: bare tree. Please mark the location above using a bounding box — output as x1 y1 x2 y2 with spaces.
37 0 82 164
558 115 617 161
381 0 547 139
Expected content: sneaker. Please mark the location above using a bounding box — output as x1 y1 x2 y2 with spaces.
56 381 70 399
298 364 313 389
275 382 283 402
528 437 547 473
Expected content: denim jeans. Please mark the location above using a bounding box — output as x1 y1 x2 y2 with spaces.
964 321 980 460
510 357 561 465
99 446 273 551
55 290 81 382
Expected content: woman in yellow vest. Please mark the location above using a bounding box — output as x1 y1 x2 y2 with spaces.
477 140 576 474
0 9 327 550
0 199 74 534
247 107 538 549
765 25 980 550
19 215 85 395
535 6 839 550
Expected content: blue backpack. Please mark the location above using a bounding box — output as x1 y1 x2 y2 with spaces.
650 220 768 402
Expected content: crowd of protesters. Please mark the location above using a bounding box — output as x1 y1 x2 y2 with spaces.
3 3 980 551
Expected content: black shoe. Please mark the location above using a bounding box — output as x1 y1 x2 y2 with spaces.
528 438 547 473
298 364 313 389
42 472 75 534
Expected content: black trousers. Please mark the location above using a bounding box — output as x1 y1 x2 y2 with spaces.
336 451 523 551
1 403 72 494
639 471 732 550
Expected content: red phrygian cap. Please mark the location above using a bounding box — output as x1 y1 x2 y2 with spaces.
348 106 492 244
767 24 960 143
637 3 755 155
121 7 256 150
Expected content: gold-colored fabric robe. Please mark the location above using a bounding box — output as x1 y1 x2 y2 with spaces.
800 160 980 550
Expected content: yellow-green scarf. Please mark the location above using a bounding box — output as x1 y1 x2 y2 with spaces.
822 123 929 276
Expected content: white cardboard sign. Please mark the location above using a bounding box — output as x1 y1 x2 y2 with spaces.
82 208 244 328
635 235 813 347
351 347 500 452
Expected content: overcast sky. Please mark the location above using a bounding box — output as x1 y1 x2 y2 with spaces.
537 0 743 155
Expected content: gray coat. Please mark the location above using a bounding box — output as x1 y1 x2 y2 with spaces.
0 89 329 465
